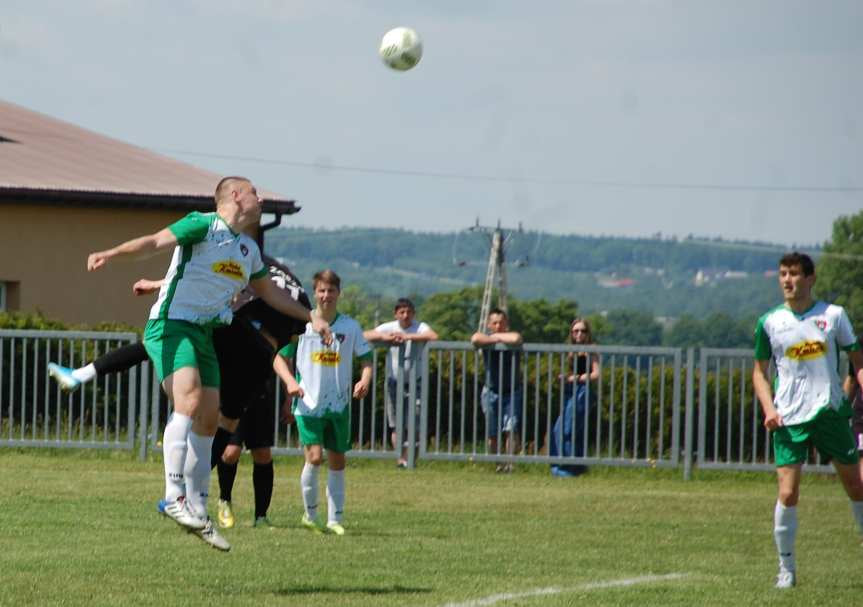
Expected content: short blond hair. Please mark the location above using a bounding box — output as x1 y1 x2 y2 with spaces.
214 176 250 207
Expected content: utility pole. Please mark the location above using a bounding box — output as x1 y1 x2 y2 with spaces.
471 219 519 332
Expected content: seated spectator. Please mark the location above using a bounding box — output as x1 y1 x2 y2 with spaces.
471 308 523 472
363 298 438 468
550 318 600 477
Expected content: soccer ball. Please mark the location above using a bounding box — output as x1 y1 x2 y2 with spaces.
379 27 423 71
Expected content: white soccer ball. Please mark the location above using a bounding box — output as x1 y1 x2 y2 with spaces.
379 27 423 71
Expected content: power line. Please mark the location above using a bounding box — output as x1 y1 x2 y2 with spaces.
157 148 863 193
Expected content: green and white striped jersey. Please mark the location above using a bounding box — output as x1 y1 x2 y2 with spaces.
148 212 267 325
754 301 859 425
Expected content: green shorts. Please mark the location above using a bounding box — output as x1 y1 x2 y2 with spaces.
143 319 220 388
295 408 351 454
772 407 859 467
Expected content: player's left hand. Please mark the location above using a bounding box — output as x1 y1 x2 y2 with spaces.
353 381 370 400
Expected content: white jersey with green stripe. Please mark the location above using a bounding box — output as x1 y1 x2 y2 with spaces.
754 300 859 425
292 314 372 417
148 212 267 325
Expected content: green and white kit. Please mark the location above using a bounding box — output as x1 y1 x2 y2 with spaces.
284 314 372 417
754 301 859 425
143 212 266 385
149 211 267 325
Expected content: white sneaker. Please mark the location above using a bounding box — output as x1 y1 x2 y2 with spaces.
775 568 796 589
47 363 81 392
191 518 231 552
162 497 206 530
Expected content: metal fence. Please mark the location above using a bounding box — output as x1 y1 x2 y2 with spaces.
0 329 140 450
696 348 832 473
1 329 846 477
418 342 682 470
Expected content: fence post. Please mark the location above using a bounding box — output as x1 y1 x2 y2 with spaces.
137 361 150 461
407 345 418 470
683 348 695 480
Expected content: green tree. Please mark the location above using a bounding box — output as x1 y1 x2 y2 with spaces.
508 298 579 343
815 210 863 329
599 310 663 346
419 287 483 341
663 313 752 348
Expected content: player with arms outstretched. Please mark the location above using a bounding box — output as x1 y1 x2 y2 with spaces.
86 176 330 551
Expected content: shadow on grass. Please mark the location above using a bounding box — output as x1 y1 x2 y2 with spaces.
274 584 432 596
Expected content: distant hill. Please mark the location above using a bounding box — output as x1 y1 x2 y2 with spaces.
266 227 810 319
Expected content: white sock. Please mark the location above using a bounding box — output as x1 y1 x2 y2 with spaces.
327 469 345 524
72 363 96 383
301 462 320 520
851 501 863 536
184 432 214 520
774 501 797 572
162 413 192 502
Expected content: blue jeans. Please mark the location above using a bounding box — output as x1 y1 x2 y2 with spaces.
550 384 591 461
481 387 523 439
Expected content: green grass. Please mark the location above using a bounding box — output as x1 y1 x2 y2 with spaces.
1 450 861 606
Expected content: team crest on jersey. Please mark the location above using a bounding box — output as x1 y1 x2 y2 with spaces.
240 244 249 257
336 333 346 343
785 340 827 361
813 319 827 331
212 261 246 281
312 351 340 366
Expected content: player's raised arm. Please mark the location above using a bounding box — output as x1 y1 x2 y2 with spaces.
252 275 332 345
87 228 178 271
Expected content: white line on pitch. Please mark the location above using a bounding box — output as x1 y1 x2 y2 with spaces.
438 573 691 607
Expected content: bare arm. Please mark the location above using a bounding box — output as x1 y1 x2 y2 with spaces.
495 331 522 346
363 330 401 343
277 353 302 424
752 359 781 430
471 331 496 347
132 278 164 296
353 359 373 400
844 374 856 400
404 328 439 342
88 228 178 271
472 331 522 347
580 356 600 383
274 353 303 397
252 276 332 345
849 350 863 394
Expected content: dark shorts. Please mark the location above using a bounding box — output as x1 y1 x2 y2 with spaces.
213 318 275 420
228 378 277 450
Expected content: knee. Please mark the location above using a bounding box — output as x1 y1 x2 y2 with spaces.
778 487 800 506
306 451 323 466
252 448 272 465
221 445 241 465
219 415 239 433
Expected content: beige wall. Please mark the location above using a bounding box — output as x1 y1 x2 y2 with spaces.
1 203 189 327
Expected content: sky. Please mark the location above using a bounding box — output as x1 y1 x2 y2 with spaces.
2 0 862 246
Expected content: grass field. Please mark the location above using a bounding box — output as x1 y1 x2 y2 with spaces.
1 450 861 606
